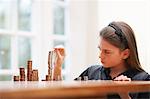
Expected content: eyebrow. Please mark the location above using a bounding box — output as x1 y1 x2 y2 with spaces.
97 46 112 51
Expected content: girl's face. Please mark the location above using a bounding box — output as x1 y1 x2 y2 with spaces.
98 38 129 68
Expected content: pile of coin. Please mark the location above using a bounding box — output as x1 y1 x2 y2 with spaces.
13 45 65 82
13 76 19 81
47 51 53 81
45 75 51 81
76 76 89 81
19 67 25 81
32 69 39 81
27 60 32 81
13 60 39 81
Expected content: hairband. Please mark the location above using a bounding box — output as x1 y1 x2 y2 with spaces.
108 23 128 49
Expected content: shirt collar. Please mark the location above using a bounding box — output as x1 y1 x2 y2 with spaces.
103 67 140 80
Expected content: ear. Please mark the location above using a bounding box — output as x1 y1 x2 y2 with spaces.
122 49 130 59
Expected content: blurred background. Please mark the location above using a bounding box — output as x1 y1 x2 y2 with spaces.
0 0 150 81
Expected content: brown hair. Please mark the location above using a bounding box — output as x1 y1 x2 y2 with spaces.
99 21 144 71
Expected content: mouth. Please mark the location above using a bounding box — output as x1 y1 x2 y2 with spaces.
101 61 104 64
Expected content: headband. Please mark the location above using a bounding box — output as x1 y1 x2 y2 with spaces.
108 23 128 49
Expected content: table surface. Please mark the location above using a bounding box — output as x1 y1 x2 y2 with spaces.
0 80 150 99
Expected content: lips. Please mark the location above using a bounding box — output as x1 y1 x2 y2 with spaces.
101 61 104 64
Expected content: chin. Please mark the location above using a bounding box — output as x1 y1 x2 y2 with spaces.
102 64 111 68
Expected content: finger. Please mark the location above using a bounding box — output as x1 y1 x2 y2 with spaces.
114 75 131 81
114 76 122 81
124 78 131 81
55 48 65 56
122 76 131 81
55 49 62 58
114 75 124 81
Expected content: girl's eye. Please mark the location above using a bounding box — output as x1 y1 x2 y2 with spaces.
104 50 112 54
105 51 110 54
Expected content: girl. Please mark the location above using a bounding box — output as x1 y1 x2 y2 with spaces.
75 21 150 99
55 21 150 99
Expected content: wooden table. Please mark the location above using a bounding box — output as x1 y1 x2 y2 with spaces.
0 80 150 99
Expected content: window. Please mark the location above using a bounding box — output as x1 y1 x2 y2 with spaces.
0 0 32 81
18 0 32 31
0 35 11 69
18 37 31 68
53 5 65 35
0 0 70 81
0 0 12 29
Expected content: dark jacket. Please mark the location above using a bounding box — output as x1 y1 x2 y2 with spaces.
75 65 150 99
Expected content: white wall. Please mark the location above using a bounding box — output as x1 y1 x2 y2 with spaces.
69 0 104 80
86 0 100 66
69 0 88 79
98 0 150 73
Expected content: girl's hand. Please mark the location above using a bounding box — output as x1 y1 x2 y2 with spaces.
53 47 65 80
54 47 65 66
113 75 131 81
113 75 131 99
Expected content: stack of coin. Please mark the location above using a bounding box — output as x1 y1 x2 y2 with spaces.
27 60 32 81
46 75 50 81
48 51 51 75
48 51 53 81
77 77 82 81
19 67 25 81
83 76 88 81
32 69 39 81
13 76 19 81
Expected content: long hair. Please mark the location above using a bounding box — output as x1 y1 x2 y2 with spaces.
99 21 144 71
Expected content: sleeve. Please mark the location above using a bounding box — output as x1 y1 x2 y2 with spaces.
130 72 150 99
136 74 150 99
130 92 150 99
74 65 102 80
132 72 150 81
145 74 150 81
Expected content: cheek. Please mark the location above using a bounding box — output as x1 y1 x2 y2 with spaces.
103 54 122 66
